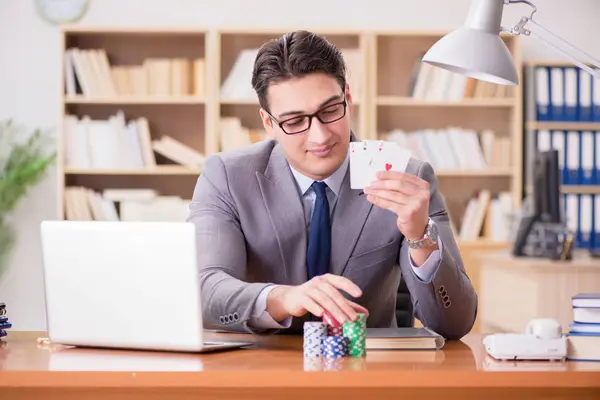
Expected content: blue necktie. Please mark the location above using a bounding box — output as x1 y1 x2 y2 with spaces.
306 181 331 280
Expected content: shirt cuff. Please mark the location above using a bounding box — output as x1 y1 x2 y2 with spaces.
409 237 444 283
247 285 292 330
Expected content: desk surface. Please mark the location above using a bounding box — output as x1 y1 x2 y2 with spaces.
1 331 599 400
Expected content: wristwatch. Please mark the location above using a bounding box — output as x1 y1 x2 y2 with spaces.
406 218 439 249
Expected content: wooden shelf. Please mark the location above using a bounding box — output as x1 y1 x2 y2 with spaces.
526 122 600 131
376 96 515 107
436 169 513 177
64 166 200 175
561 185 600 194
458 240 510 248
65 96 205 105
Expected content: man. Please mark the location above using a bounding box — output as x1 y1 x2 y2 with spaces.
188 30 477 340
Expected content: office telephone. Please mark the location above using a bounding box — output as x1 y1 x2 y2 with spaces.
483 318 567 361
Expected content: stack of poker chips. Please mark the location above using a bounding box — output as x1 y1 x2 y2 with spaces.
302 312 367 359
303 321 327 357
342 313 367 357
0 303 11 340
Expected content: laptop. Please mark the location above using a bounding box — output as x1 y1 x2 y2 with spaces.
39 220 253 353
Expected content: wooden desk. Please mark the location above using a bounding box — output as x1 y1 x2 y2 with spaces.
1 331 599 399
478 251 600 333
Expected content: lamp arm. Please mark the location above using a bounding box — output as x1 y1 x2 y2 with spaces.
501 0 600 80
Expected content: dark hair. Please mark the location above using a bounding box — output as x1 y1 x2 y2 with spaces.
251 30 347 112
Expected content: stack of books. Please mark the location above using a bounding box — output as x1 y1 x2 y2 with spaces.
0 303 11 340
566 293 600 361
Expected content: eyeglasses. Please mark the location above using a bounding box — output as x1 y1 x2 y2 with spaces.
265 95 348 135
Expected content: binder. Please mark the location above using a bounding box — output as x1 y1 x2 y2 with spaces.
565 194 580 247
565 131 580 185
579 69 593 121
564 67 578 121
550 67 565 121
595 195 600 249
580 194 593 249
593 76 600 122
580 131 594 184
535 66 551 121
595 130 600 185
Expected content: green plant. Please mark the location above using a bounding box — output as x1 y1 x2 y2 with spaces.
0 119 56 281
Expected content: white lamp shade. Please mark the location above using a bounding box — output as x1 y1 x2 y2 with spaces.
422 27 519 86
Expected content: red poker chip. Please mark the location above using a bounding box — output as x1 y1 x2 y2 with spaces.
322 311 340 328
328 326 343 336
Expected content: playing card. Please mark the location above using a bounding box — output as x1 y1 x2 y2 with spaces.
349 140 412 190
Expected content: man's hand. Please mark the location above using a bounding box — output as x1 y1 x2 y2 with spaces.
363 170 430 242
266 274 369 324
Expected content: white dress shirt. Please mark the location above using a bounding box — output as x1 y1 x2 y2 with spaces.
247 154 444 330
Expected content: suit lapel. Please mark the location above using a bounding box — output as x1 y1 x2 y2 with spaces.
256 143 308 284
330 170 373 276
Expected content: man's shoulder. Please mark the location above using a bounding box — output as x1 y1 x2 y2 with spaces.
406 156 435 180
203 139 278 177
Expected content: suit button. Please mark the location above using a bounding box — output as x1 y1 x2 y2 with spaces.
438 286 445 294
444 300 451 308
443 295 449 303
219 316 225 324
233 312 239 321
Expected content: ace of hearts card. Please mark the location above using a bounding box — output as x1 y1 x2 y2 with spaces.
349 140 412 190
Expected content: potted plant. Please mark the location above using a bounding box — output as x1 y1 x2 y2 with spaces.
0 119 56 285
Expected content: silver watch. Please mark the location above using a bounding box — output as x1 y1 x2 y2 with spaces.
406 218 439 249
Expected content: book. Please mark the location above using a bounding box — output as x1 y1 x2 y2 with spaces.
566 293 600 361
365 327 445 350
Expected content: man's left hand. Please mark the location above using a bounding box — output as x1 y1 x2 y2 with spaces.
363 170 430 241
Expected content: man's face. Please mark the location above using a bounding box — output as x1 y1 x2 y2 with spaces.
259 72 353 181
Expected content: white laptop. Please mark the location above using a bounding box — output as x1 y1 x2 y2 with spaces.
39 220 253 353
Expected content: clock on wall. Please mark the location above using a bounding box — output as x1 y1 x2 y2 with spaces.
35 0 90 25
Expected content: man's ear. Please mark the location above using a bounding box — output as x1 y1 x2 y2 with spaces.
345 82 353 110
259 108 276 138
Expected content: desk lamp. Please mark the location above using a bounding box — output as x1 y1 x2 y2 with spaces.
422 0 600 85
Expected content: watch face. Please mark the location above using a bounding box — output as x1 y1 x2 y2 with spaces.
429 220 439 242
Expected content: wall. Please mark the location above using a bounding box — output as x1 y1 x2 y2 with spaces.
1 0 599 330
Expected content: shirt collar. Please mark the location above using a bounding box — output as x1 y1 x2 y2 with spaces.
289 153 349 197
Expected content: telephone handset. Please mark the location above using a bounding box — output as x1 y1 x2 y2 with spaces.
483 318 567 361
524 318 563 339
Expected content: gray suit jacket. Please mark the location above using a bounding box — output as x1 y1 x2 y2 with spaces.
187 138 477 339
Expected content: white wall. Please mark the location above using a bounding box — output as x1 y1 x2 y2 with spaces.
1 0 599 330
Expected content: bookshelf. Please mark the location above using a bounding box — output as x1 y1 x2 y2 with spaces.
368 30 523 248
57 26 524 251
59 26 209 220
524 60 600 250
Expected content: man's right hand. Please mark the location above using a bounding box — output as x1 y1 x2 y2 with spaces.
266 274 369 324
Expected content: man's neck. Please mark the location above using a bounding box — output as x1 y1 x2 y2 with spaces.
289 154 349 197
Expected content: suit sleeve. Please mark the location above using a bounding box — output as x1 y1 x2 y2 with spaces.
187 155 273 334
398 161 478 340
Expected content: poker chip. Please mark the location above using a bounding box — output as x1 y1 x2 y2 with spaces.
322 335 349 358
303 321 327 357
327 326 343 336
342 313 367 357
322 311 340 327
322 311 343 337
